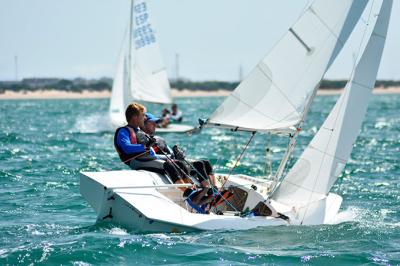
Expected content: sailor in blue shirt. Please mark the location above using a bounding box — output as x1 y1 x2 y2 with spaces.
114 103 186 182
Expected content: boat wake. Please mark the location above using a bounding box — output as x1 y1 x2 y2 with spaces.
330 207 359 224
72 114 113 134
107 227 129 236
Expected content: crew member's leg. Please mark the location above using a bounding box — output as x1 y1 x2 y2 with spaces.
201 160 216 186
129 159 165 175
191 160 210 187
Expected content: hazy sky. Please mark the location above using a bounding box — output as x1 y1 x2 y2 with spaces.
0 0 398 81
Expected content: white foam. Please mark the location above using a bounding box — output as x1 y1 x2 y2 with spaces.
72 113 113 133
329 207 359 224
73 261 92 266
108 227 129 236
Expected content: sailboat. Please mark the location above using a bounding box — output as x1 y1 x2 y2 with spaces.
109 0 194 133
81 0 392 232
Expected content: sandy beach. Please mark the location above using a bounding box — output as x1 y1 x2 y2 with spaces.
0 87 399 100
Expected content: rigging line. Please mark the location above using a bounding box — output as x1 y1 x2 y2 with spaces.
155 146 197 185
275 82 321 184
221 131 256 188
269 80 318 192
105 150 150 172
268 132 297 195
155 142 217 192
159 146 240 212
211 134 223 172
122 150 150 164
280 136 298 178
175 134 219 192
300 0 376 224
264 133 273 179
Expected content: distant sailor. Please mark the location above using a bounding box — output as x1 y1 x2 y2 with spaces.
170 103 183 123
159 108 171 128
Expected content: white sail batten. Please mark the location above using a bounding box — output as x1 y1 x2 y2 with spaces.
273 0 392 211
206 0 368 133
130 0 171 104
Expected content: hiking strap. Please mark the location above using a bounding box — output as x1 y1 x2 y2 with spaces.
185 190 207 214
186 198 206 214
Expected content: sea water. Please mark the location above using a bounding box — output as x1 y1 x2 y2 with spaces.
0 95 399 265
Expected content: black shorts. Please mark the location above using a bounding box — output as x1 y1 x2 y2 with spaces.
191 160 214 183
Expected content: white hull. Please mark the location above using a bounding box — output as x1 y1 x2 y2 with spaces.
156 124 195 133
80 170 342 233
109 119 194 134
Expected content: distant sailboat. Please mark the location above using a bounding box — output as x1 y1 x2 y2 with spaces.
109 0 194 133
81 0 392 232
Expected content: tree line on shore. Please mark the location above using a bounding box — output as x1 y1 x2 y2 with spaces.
1 78 399 93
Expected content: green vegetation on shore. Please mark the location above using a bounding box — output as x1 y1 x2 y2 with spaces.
1 78 399 94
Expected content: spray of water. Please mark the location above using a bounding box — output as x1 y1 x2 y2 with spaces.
72 113 113 134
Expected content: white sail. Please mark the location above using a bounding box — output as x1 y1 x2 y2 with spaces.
206 0 367 133
109 0 171 126
109 35 132 126
130 0 171 104
273 0 392 220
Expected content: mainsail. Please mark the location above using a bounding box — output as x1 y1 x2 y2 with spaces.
109 0 171 126
109 34 132 126
273 0 393 219
206 0 368 133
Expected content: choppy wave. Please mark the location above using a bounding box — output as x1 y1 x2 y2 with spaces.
0 96 399 264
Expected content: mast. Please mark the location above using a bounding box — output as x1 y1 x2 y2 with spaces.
238 64 243 82
175 53 180 81
128 0 134 94
270 81 320 193
14 55 19 81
